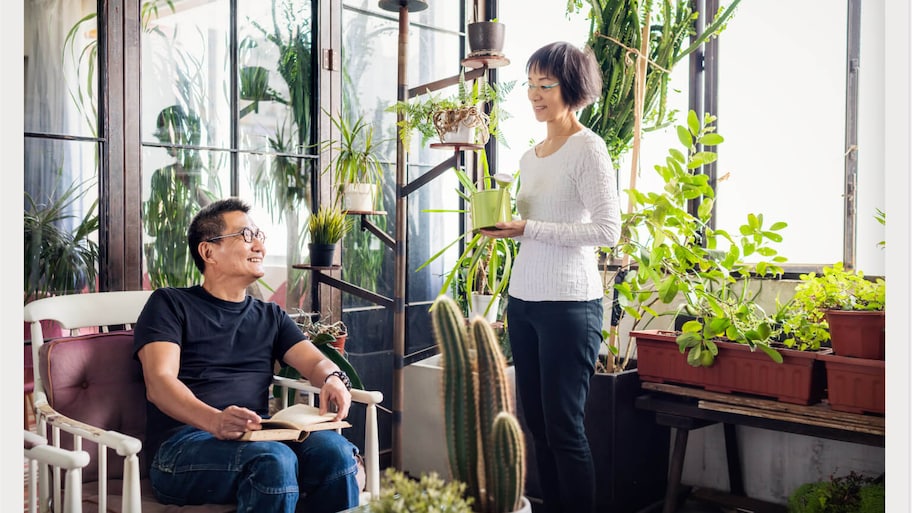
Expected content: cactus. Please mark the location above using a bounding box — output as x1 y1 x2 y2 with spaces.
431 295 526 513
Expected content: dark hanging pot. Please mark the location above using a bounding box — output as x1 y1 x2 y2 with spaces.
308 243 336 267
467 21 505 56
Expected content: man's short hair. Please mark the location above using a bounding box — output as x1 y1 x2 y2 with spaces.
526 41 603 112
188 197 252 272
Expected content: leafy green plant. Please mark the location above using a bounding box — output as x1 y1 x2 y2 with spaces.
568 0 742 165
369 468 474 513
787 472 884 513
307 206 353 245
387 71 514 149
776 262 886 350
606 111 788 370
322 110 388 195
24 180 99 302
274 312 364 403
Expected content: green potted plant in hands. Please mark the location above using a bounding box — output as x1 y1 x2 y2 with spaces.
307 206 353 267
322 110 388 212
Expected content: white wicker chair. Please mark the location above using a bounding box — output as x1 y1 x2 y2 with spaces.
24 291 383 513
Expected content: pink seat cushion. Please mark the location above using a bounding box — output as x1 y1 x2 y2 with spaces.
38 331 147 480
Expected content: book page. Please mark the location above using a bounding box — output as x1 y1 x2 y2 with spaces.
270 403 338 427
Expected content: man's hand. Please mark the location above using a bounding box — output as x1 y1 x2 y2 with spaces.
211 405 262 440
320 376 352 422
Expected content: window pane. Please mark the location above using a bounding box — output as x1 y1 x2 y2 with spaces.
717 0 847 264
24 138 100 298
142 1 231 149
25 1 98 137
141 145 228 289
238 1 316 155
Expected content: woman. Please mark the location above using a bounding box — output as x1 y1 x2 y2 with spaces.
481 41 620 513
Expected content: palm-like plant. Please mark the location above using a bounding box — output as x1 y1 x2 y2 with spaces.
24 180 99 302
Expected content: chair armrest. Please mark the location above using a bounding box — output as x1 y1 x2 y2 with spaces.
272 375 384 406
271 375 384 502
25 431 90 470
37 402 142 457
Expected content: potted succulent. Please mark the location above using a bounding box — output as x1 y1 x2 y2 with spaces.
387 71 514 149
788 471 884 513
306 205 353 267
322 110 388 212
430 295 529 513
273 312 364 407
370 468 474 513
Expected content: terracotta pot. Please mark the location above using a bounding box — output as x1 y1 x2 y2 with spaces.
818 353 885 414
632 330 828 405
825 309 885 359
330 335 347 354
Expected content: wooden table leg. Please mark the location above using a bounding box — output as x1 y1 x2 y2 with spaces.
723 422 744 495
663 427 690 513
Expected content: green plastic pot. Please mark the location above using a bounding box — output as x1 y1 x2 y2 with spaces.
471 189 511 231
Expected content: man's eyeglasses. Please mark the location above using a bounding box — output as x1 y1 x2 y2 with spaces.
206 227 267 244
524 81 560 92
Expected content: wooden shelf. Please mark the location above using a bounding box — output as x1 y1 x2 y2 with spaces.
343 210 387 216
429 142 484 151
461 54 511 70
292 264 341 271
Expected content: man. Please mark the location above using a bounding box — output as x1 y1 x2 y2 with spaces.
134 197 360 513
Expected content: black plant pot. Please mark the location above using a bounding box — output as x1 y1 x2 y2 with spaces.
518 365 670 513
308 243 336 267
467 21 505 56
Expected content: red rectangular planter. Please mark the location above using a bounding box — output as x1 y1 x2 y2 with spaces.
818 353 885 415
632 330 827 405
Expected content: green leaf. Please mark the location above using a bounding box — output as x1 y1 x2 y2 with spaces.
687 110 700 135
757 344 784 364
698 133 724 146
677 125 692 148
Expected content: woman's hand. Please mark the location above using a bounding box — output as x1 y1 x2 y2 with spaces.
480 220 526 239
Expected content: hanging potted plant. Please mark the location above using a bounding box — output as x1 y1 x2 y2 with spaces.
322 111 388 212
387 71 514 149
306 205 353 267
466 5 506 59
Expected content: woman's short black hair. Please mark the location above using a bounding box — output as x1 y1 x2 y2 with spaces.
526 41 603 112
188 197 251 272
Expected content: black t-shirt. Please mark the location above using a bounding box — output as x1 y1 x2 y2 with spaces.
133 285 305 459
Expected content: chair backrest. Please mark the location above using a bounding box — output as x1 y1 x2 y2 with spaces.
25 291 154 482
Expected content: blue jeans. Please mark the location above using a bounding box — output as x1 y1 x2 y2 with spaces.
506 296 602 513
150 426 361 513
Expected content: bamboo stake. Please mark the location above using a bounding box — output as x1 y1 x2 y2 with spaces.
607 12 651 372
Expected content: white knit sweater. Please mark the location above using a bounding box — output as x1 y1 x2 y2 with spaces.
508 128 621 302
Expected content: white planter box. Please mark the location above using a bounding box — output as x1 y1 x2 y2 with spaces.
401 353 516 479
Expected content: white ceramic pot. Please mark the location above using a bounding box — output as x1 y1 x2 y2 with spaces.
342 183 378 212
470 293 500 323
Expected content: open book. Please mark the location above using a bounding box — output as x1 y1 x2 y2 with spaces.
239 403 351 442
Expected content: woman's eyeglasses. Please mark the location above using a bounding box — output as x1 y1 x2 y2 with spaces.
524 81 560 92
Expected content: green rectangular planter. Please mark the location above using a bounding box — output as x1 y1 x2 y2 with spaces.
471 189 511 231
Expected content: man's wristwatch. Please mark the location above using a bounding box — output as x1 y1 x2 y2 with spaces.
325 370 352 391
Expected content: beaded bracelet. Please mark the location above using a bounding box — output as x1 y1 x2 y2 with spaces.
324 370 352 391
